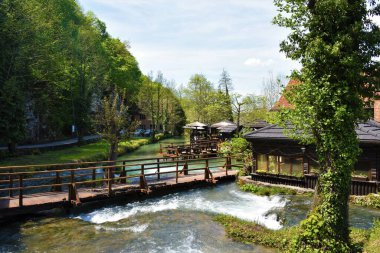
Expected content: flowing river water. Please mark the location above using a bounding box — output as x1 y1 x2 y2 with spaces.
0 138 380 253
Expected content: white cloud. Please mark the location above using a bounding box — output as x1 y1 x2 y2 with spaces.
78 0 299 95
369 14 380 26
244 58 274 67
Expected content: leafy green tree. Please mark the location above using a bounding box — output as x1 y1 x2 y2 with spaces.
0 0 35 151
0 0 143 149
232 93 268 130
182 74 234 124
138 74 186 135
274 0 380 251
103 38 142 100
95 89 136 162
0 79 26 153
182 74 214 123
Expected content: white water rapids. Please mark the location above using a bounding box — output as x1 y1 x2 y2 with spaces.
76 183 287 230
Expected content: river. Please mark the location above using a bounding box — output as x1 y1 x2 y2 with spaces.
0 138 379 253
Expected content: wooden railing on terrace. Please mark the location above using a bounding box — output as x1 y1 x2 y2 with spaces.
251 172 379 196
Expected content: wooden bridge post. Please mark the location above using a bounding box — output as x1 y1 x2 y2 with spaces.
140 164 145 188
92 168 96 187
53 171 62 192
176 161 179 183
9 169 13 197
205 159 209 180
68 183 81 205
157 158 160 180
19 174 23 207
184 161 189 175
226 157 230 176
107 167 112 196
70 170 75 184
120 161 126 184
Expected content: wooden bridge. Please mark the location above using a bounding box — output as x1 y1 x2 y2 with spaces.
0 156 240 219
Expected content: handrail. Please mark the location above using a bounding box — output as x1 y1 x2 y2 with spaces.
0 153 230 171
0 155 242 207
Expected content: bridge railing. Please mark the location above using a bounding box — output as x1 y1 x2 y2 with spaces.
0 156 242 208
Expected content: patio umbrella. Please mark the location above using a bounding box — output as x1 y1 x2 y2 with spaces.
210 120 237 128
183 121 208 129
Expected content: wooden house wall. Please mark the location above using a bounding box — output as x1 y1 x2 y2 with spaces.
249 140 380 181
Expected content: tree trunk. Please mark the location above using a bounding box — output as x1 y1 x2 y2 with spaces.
107 142 118 180
7 142 16 154
313 166 351 241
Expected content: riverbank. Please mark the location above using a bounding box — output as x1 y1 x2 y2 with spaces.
240 176 380 209
0 134 171 167
1 180 379 252
219 178 380 252
214 214 374 253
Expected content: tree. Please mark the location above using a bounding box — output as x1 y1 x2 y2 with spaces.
262 72 283 110
182 74 214 123
95 88 136 162
0 0 143 149
231 94 245 131
274 0 380 251
218 69 234 121
232 93 268 131
181 74 234 124
138 74 186 136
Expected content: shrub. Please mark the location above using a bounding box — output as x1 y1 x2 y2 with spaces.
349 194 380 209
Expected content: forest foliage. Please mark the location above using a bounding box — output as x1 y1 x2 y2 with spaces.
0 0 185 150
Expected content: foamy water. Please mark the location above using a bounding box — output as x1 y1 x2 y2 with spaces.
76 184 287 230
95 224 149 233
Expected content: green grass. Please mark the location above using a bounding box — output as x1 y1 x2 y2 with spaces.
364 220 380 253
214 214 297 250
0 138 150 167
214 214 371 253
238 181 314 196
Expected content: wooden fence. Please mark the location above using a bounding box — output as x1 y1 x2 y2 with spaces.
251 172 379 196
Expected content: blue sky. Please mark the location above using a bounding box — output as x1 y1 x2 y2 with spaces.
77 0 302 95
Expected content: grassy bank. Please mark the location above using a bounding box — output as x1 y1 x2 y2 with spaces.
350 194 380 209
0 138 151 167
238 179 313 197
240 180 380 209
214 214 375 253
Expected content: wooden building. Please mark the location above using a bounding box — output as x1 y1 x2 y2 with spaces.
245 121 380 181
245 79 380 182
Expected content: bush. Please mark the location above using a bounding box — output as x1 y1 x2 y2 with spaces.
349 194 380 209
220 137 252 175
219 137 250 159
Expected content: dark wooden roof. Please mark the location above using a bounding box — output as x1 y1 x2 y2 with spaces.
245 120 380 144
249 120 269 129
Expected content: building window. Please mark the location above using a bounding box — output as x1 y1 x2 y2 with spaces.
257 154 267 171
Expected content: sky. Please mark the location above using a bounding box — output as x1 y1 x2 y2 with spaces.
77 0 302 95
